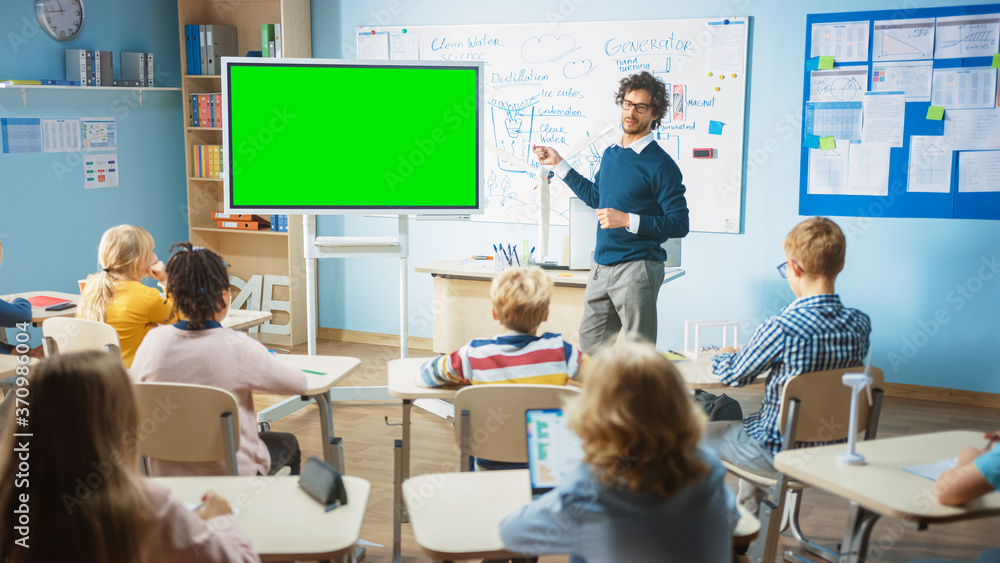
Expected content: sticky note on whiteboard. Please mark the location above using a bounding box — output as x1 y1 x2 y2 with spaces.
926 106 944 120
818 136 836 150
993 53 1000 68
804 135 821 149
708 121 724 135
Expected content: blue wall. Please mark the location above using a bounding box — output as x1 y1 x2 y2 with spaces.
320 0 1000 394
0 0 186 293
2 0 997 394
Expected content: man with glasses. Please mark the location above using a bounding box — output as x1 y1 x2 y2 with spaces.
700 217 871 516
533 71 688 354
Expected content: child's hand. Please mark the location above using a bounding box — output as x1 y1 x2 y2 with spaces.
146 260 167 283
717 346 738 354
958 446 985 465
195 491 233 520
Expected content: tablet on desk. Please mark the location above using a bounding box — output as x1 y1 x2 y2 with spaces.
26 295 72 309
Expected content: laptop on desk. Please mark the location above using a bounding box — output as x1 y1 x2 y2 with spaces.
526 408 584 498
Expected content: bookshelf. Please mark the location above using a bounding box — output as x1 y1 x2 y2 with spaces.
177 0 311 346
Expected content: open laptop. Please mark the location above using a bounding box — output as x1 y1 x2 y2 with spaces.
525 408 585 497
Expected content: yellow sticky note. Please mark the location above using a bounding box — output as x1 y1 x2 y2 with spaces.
993 53 1000 68
557 273 573 277
927 105 945 120
818 56 834 70
819 136 836 150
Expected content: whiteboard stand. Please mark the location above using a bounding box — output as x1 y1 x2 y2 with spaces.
256 215 408 424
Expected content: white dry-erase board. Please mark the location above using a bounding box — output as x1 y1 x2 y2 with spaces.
360 17 750 233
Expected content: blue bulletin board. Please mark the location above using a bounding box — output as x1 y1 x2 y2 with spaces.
799 5 1000 221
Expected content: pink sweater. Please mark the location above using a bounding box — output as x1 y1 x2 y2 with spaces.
139 481 259 562
131 325 307 476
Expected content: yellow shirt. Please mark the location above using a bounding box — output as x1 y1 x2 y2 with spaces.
105 281 176 367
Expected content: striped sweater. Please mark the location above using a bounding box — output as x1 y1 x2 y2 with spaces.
417 332 584 387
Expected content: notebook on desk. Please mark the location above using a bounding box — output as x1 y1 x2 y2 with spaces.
526 408 584 497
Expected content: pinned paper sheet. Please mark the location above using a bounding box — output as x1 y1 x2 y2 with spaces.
926 105 944 120
819 136 836 150
708 120 724 135
804 135 821 149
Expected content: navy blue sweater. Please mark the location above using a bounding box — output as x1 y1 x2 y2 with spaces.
562 142 689 266
0 298 31 354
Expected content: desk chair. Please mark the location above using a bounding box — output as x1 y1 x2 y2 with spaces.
730 367 885 563
133 382 240 476
453 384 581 471
41 317 121 359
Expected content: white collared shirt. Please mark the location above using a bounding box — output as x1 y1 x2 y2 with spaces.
552 132 655 234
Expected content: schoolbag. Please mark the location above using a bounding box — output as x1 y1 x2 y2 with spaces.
693 389 744 422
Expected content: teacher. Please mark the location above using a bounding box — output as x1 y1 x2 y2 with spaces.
534 71 689 354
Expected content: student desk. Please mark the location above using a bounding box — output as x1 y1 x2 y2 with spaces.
402 470 760 562
267 355 361 474
386 354 733 561
0 292 270 330
415 257 685 353
0 291 79 326
774 430 1000 563
152 474 370 562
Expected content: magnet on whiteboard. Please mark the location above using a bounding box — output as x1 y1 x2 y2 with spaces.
708 72 713 77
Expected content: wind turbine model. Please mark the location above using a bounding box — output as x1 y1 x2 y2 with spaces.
486 125 615 262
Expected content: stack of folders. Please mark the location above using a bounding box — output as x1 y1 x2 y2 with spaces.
261 24 283 57
213 213 271 231
269 215 289 232
63 50 153 86
192 145 223 179
190 93 223 127
185 25 238 75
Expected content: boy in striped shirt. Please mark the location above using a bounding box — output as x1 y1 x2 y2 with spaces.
701 217 871 514
417 266 584 388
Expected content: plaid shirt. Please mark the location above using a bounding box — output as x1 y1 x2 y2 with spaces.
712 294 871 453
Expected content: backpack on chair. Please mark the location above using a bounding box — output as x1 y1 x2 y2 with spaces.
693 389 744 422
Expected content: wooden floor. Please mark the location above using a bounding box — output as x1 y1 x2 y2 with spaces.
253 339 1000 563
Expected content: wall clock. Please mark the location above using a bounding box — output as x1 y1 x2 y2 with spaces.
35 0 84 42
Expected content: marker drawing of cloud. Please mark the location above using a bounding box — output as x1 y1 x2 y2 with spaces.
521 34 580 63
563 59 594 79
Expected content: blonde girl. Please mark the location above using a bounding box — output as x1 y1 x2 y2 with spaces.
0 351 257 562
77 225 176 367
499 342 738 563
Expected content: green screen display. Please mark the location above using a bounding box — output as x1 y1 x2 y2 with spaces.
225 61 481 212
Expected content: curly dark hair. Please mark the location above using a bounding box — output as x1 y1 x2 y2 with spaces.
165 242 229 330
614 71 669 130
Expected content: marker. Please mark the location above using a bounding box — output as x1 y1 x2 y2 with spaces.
472 255 494 260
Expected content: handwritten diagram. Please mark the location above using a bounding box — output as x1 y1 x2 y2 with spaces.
872 18 934 61
935 15 999 59
810 68 867 102
363 18 750 232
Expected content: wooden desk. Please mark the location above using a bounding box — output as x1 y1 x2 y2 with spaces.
221 308 272 331
257 355 361 474
403 470 759 562
416 257 685 353
0 291 79 326
774 430 1000 563
385 355 734 561
153 475 370 562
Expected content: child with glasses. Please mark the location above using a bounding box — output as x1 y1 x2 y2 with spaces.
77 225 176 367
700 217 871 515
131 242 306 477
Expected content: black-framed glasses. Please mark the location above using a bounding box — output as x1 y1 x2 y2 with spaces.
777 261 805 279
621 100 651 114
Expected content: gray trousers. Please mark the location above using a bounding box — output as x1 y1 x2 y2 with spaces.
701 421 777 514
579 259 664 354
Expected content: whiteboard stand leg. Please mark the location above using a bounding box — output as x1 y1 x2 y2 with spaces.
398 215 409 359
305 215 318 356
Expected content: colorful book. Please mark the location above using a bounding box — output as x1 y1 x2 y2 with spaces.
261 24 275 58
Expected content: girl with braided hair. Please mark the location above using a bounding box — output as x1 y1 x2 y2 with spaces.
131 242 306 477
